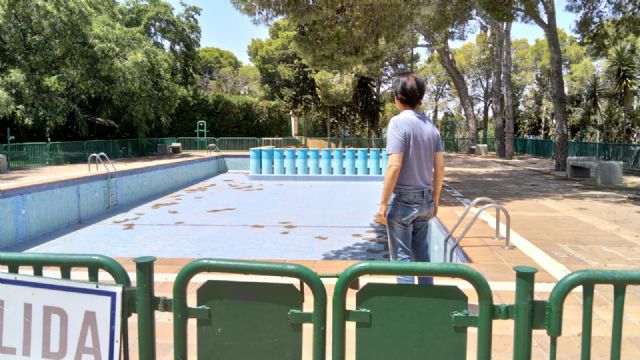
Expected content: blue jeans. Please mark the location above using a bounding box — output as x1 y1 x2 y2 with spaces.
386 189 435 284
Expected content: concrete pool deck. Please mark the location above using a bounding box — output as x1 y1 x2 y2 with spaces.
2 152 640 358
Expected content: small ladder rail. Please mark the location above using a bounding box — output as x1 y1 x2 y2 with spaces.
445 197 514 263
88 153 118 209
207 143 222 156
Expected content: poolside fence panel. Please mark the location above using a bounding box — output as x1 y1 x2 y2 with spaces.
178 137 218 151
1 254 637 360
261 137 302 148
2 137 639 171
2 142 49 169
217 137 261 151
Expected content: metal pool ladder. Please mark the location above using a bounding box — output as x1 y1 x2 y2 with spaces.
88 153 118 209
207 143 221 156
445 197 514 263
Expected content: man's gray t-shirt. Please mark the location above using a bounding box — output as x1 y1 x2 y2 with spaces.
386 109 443 192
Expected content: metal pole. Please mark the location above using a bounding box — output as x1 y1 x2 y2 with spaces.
513 266 537 360
135 256 157 360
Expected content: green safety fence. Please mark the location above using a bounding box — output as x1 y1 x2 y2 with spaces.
570 141 640 173
0 142 49 169
2 137 639 172
177 137 217 151
332 261 494 360
1 253 640 360
172 258 327 360
216 137 261 151
514 138 556 158
261 137 303 147
0 138 177 169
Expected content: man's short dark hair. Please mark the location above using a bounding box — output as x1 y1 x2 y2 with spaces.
393 73 426 108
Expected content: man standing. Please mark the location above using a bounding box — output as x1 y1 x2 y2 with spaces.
375 73 445 284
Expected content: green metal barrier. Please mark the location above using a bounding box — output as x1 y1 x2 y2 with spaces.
546 270 640 360
172 259 327 360
0 253 136 360
570 141 640 172
177 136 218 150
261 137 302 147
216 137 261 151
2 142 48 169
332 261 494 360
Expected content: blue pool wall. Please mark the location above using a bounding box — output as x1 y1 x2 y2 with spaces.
0 156 228 249
249 147 388 176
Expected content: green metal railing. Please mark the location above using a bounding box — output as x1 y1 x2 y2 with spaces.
570 141 640 172
332 261 494 360
172 258 327 360
1 253 640 359
2 136 638 172
216 137 261 151
546 270 640 360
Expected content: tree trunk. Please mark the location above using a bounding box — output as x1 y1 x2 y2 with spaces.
503 22 515 160
325 108 332 148
433 102 439 125
532 0 569 171
482 100 489 144
302 110 308 147
490 25 505 157
434 41 478 144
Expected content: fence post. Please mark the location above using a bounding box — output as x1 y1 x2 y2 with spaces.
135 256 157 360
513 266 537 360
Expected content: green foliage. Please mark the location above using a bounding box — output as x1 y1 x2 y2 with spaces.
0 0 200 140
170 91 289 137
248 20 318 111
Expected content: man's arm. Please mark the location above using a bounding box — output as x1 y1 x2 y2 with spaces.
375 153 403 225
432 152 445 217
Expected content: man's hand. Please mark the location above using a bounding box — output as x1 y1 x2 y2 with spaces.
433 201 439 218
375 204 388 225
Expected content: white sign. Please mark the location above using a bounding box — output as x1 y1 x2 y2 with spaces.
0 273 122 360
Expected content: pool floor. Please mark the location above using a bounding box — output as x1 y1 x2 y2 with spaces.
28 172 389 260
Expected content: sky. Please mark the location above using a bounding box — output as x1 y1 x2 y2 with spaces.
169 0 577 64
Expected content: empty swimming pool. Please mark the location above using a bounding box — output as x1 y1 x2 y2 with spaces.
25 171 467 261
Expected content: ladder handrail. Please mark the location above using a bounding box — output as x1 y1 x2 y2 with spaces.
97 152 117 175
87 153 118 209
207 143 222 156
447 203 513 262
448 197 497 236
88 153 109 173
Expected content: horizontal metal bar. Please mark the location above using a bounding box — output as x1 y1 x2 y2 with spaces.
288 309 313 324
345 309 371 324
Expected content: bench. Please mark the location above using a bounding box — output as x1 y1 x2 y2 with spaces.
170 143 182 154
567 156 624 185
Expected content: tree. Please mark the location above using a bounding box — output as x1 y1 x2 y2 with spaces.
583 74 606 141
233 0 481 143
313 71 355 144
0 0 190 139
248 20 319 137
454 32 492 142
567 0 640 56
516 0 570 170
419 54 452 126
607 43 638 142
